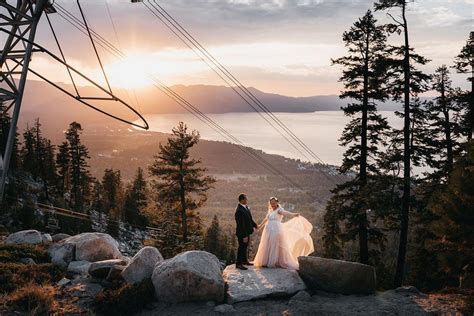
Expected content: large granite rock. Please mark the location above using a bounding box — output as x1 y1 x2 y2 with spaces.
41 233 52 244
460 264 473 289
66 233 121 262
106 264 126 281
122 246 164 284
88 259 128 279
298 256 376 295
223 265 306 304
152 251 224 303
5 230 43 245
49 242 75 267
49 233 121 267
67 261 92 275
52 233 71 242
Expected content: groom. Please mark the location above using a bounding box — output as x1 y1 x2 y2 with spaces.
235 193 258 270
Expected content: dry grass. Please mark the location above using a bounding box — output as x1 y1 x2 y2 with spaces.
7 284 57 315
4 284 82 315
0 244 50 264
413 288 474 315
0 262 66 293
94 279 155 315
0 244 66 294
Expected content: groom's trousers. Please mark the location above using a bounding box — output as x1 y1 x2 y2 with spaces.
236 236 249 264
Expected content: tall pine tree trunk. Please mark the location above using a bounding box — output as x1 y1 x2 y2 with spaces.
179 166 188 243
444 109 453 172
441 79 454 172
359 33 370 265
470 67 473 140
395 1 411 288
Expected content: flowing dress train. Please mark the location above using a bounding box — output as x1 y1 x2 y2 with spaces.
254 207 314 270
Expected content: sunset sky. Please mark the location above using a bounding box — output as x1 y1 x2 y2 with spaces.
27 0 473 97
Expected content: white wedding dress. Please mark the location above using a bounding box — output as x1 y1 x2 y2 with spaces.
254 206 314 270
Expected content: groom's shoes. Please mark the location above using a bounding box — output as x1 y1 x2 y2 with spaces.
236 264 248 270
243 262 253 266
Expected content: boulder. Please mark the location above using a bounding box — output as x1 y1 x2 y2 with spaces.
122 246 164 284
106 264 126 282
152 251 224 303
68 280 103 298
88 259 127 279
460 264 474 289
395 286 425 297
57 277 71 287
223 265 306 304
290 290 312 302
5 230 43 245
122 256 132 265
42 233 52 244
67 261 92 275
56 233 121 262
49 242 75 267
298 256 376 295
214 304 236 314
20 258 36 264
52 233 71 242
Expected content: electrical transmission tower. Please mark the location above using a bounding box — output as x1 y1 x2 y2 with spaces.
0 0 148 201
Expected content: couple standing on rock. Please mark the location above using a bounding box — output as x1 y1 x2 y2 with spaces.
234 193 314 271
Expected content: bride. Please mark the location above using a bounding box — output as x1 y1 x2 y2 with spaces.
254 197 314 270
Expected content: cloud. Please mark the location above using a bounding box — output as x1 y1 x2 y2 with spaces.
20 0 474 96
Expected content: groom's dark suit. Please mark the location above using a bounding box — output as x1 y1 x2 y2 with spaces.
235 203 258 265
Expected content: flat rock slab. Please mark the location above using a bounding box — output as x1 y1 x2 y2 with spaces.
223 265 306 304
298 256 376 295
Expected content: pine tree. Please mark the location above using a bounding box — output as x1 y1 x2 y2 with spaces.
20 124 38 177
204 215 223 258
388 96 433 173
427 65 462 178
101 169 124 214
149 122 215 243
427 141 474 287
38 138 56 200
452 32 473 140
65 122 91 211
20 119 57 200
91 179 103 213
375 0 431 287
56 141 70 195
0 103 19 199
328 10 391 264
101 169 124 236
322 197 343 259
123 167 148 226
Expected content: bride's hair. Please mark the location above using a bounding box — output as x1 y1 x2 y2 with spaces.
268 196 280 213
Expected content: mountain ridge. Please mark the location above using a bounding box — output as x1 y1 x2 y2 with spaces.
15 79 412 137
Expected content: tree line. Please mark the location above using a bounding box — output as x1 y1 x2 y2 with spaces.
324 0 472 291
0 115 234 262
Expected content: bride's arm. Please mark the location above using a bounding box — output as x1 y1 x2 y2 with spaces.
258 217 268 230
278 208 300 218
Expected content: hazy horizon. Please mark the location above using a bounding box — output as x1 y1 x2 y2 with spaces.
17 0 472 99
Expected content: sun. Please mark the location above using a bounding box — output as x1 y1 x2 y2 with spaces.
105 54 153 89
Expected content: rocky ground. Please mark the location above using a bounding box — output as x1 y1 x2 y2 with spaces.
138 287 471 315
0 229 471 315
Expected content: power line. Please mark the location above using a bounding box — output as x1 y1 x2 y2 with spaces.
36 201 162 233
142 0 345 185
53 3 310 192
142 0 313 163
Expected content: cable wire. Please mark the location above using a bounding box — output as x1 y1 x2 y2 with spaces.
142 1 345 185
53 3 311 192
76 0 113 94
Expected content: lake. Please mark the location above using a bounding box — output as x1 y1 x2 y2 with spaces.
140 111 402 166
